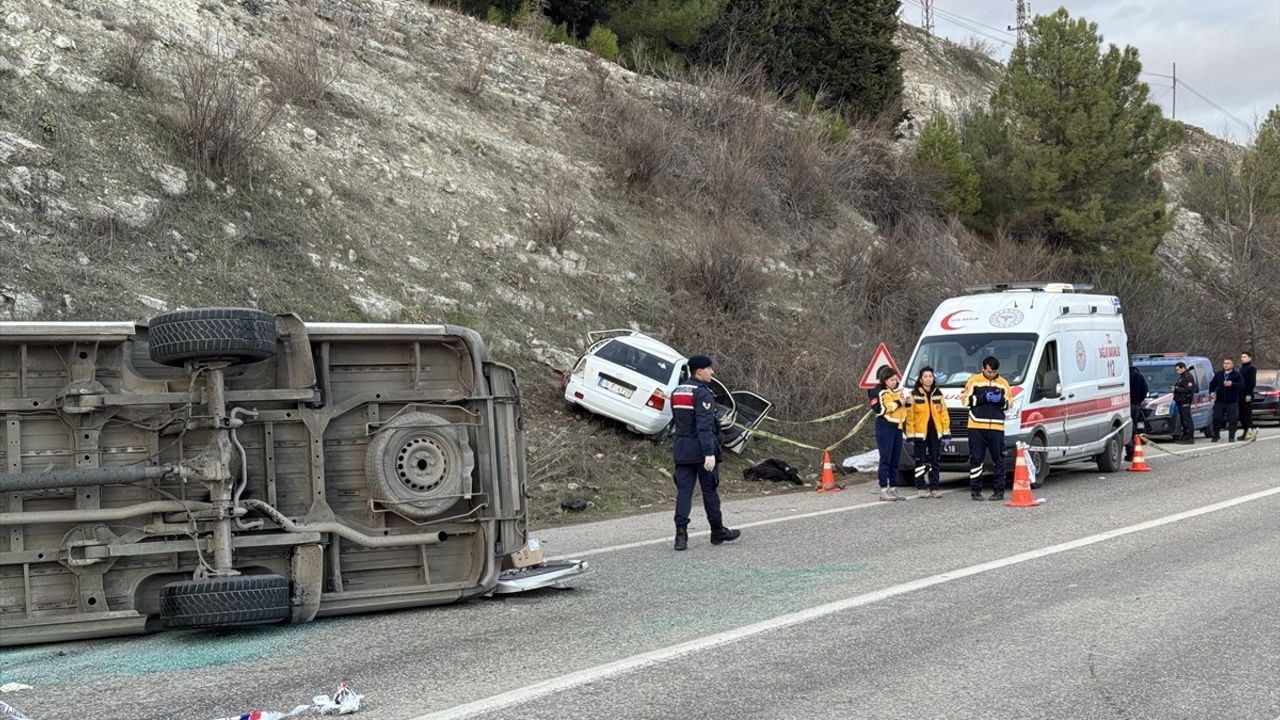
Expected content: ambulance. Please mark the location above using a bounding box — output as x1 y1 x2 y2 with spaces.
901 283 1131 486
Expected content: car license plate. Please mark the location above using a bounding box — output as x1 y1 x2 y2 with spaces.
598 378 633 398
943 441 961 455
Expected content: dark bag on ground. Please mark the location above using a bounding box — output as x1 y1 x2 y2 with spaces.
743 458 803 485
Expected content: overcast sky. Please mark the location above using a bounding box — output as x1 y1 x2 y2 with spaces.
906 0 1280 144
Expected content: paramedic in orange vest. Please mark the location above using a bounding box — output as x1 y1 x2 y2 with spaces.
961 356 1012 501
873 366 911 502
906 367 950 499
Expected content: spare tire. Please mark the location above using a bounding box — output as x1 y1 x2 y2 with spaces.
366 412 475 519
160 574 290 629
147 307 278 367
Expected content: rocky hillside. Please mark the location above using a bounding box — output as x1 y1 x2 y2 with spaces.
0 1 1246 522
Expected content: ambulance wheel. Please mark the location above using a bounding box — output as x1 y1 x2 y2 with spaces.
1095 433 1123 473
1028 433 1048 489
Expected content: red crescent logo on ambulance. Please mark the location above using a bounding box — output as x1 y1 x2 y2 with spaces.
940 310 977 331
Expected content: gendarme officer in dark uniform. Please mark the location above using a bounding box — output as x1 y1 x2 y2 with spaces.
670 355 740 551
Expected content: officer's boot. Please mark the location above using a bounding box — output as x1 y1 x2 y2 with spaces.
673 525 688 551
710 523 741 545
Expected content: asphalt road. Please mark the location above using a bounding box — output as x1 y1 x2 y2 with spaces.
3 430 1278 720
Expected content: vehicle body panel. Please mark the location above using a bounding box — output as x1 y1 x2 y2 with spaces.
0 317 528 646
901 285 1130 474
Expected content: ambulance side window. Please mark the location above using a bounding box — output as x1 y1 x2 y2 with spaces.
1033 341 1060 400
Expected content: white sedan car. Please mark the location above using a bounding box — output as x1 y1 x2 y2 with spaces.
562 330 770 452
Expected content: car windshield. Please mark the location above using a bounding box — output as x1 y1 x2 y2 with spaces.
1138 366 1179 394
595 339 675 383
906 333 1038 387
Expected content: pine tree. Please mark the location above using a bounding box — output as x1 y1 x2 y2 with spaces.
703 0 902 120
992 9 1179 271
1243 106 1280 218
915 113 980 216
607 0 728 58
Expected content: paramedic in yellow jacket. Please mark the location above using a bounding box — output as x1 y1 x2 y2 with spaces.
961 355 1012 501
906 367 950 499
873 365 911 502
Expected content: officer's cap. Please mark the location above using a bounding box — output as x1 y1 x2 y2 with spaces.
688 354 713 371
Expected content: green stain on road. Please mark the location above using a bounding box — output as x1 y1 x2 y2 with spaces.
0 622 327 685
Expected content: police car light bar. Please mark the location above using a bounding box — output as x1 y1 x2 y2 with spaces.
962 282 1095 294
1132 352 1189 359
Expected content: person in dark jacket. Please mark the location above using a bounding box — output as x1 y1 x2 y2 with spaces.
1238 351 1257 441
670 354 740 551
1209 357 1243 442
1125 365 1149 461
1171 361 1197 444
961 356 1011 501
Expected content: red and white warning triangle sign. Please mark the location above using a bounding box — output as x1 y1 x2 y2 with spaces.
858 343 899 389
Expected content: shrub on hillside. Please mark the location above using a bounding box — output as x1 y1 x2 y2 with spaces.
103 22 159 92
533 179 580 250
584 23 619 60
171 41 283 177
261 1 352 106
665 223 766 317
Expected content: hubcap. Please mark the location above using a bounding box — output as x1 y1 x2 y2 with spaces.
395 437 449 493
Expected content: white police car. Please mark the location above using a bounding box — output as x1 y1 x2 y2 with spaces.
562 330 770 452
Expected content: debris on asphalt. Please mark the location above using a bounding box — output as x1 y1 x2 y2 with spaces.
495 560 592 594
314 683 363 715
0 700 30 720
0 685 31 694
209 683 364 719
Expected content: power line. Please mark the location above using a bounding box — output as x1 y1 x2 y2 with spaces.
901 0 1015 46
1177 79 1253 133
1142 70 1252 133
933 4 1016 38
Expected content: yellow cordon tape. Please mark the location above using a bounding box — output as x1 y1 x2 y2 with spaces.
758 405 867 425
731 409 875 454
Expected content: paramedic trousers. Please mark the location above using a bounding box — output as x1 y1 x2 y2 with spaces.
913 426 941 491
674 463 723 528
969 428 1006 494
875 419 904 489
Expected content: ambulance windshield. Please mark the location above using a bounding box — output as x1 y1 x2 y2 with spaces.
906 333 1038 388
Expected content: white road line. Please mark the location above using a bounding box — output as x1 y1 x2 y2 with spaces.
416 486 1280 720
549 496 902 560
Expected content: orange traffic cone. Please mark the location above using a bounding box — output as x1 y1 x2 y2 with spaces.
1128 435 1153 472
1005 444 1041 507
816 451 842 493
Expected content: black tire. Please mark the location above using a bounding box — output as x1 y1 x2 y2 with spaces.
147 307 278 367
653 421 674 445
160 574 290 629
1028 434 1049 489
1202 425 1213 439
1095 432 1123 473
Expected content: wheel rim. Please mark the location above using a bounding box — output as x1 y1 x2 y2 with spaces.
395 436 450 493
